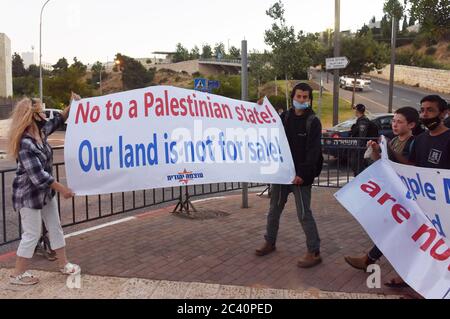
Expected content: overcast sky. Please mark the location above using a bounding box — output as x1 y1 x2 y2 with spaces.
1 0 385 65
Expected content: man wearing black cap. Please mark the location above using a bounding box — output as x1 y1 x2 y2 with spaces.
350 104 378 176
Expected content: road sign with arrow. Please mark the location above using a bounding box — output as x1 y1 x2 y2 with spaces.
326 56 349 70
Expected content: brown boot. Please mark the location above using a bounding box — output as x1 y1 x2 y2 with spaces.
297 252 322 268
344 254 373 271
255 241 276 256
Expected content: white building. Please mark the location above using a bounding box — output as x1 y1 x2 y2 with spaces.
41 61 53 71
21 51 53 71
407 23 421 33
21 51 37 68
368 20 381 29
0 33 12 98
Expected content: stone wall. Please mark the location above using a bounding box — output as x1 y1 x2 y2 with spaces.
0 33 12 98
368 65 450 94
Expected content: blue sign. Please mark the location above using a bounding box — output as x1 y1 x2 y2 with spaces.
194 78 207 92
208 80 220 90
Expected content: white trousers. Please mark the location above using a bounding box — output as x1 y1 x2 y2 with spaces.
17 197 66 258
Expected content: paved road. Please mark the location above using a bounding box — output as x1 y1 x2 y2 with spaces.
312 70 450 114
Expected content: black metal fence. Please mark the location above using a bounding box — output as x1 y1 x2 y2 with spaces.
0 137 372 247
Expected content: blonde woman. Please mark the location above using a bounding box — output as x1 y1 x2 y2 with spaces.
7 94 80 285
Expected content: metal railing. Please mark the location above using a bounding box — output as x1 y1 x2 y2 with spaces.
0 137 371 247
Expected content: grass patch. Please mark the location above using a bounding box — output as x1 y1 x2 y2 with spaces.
313 91 354 129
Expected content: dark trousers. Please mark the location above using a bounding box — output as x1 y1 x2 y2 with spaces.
264 184 321 254
368 245 383 261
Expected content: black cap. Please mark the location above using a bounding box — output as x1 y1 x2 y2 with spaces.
355 104 366 113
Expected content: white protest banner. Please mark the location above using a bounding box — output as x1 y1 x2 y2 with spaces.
390 162 450 243
64 86 295 195
335 138 450 299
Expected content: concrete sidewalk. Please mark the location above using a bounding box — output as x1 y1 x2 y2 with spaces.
0 187 419 299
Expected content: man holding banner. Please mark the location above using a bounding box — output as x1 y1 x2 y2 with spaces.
255 83 324 269
335 94 450 298
385 95 450 288
344 107 420 278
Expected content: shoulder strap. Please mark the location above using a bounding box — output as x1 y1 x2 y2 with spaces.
281 109 290 128
406 136 415 156
306 113 316 136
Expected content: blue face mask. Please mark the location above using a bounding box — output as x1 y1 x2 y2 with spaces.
293 100 310 110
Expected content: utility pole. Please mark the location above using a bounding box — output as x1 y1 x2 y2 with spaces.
241 40 249 209
388 15 396 113
39 0 51 106
332 0 340 126
318 70 323 119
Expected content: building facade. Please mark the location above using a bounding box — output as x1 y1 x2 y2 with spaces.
0 33 12 98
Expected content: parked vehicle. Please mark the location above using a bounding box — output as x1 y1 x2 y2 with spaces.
339 76 371 91
322 113 394 159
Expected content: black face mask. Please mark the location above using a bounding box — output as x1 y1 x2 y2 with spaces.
420 116 441 131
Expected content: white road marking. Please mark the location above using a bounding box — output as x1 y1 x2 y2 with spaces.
64 217 136 239
192 196 226 203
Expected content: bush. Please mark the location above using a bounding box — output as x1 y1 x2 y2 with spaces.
396 49 444 69
425 47 437 55
412 32 438 49
268 95 288 111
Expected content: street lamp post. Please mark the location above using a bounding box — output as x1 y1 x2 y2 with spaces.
388 15 397 113
332 0 340 126
39 0 51 106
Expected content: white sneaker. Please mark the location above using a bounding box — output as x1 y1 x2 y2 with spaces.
10 271 39 285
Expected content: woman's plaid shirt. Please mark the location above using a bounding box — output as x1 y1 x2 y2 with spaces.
12 113 64 211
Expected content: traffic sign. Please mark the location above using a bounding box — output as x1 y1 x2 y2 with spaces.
326 56 349 70
194 78 207 91
208 80 220 90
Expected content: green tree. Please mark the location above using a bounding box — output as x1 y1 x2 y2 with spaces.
341 32 389 107
27 64 41 78
44 67 94 108
402 15 409 31
70 57 87 74
52 57 69 74
380 15 391 39
12 53 26 77
249 51 274 98
264 1 311 108
409 0 450 41
90 61 107 88
114 53 155 90
13 77 37 96
190 46 200 59
173 43 190 63
201 44 212 59
383 0 404 32
214 42 225 59
359 24 370 36
298 32 328 68
228 46 241 58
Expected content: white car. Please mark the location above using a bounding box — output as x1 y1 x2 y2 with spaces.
339 76 371 91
